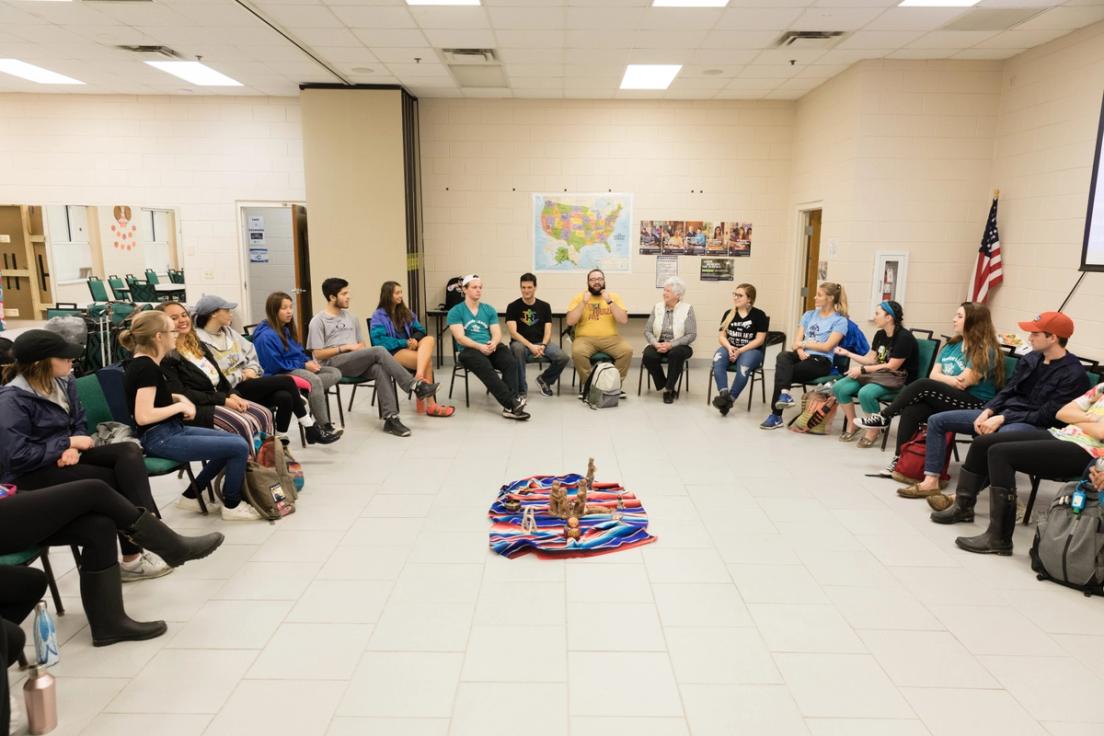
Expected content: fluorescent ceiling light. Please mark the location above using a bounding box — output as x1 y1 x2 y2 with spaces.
620 64 682 90
145 61 242 87
653 0 728 6
898 0 980 6
0 59 83 84
405 0 480 5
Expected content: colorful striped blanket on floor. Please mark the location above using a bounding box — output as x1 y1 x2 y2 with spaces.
488 473 657 558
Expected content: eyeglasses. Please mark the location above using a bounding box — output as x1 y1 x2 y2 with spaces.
733 292 745 297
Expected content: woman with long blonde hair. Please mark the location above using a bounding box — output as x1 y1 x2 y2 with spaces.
761 282 849 430
120 311 258 521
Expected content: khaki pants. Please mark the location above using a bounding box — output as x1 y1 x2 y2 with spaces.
572 334 633 384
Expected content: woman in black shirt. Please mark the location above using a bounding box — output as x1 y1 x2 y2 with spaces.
711 283 768 416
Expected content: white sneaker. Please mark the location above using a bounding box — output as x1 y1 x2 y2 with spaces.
175 495 220 513
120 550 173 582
221 503 262 522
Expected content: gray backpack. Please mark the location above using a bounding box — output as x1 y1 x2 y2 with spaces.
583 362 621 409
1030 483 1104 597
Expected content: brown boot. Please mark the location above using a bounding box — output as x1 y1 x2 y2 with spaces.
897 483 943 499
927 493 953 511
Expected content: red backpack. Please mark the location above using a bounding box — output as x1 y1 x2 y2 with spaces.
894 426 954 483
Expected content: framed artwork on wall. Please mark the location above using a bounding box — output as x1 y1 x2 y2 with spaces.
871 251 909 311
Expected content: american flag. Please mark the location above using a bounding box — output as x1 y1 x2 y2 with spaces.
969 196 1003 303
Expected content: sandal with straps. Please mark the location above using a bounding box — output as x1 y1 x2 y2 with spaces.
425 403 455 418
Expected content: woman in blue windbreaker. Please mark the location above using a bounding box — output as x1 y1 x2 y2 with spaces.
253 291 341 429
369 281 454 417
0 329 168 581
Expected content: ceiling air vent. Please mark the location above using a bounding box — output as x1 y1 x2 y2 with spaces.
441 49 499 65
776 31 847 50
115 45 183 59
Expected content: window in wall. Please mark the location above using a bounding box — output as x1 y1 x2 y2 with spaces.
140 208 174 274
44 205 93 282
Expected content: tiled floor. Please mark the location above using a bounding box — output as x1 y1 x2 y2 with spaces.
10 369 1104 735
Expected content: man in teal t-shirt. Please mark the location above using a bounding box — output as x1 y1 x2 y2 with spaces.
446 275 530 420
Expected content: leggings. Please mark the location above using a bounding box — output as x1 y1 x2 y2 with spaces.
233 375 306 433
880 378 984 455
211 402 273 458
1 567 47 736
289 367 341 425
13 442 156 557
0 480 141 572
962 430 1094 490
771 352 832 416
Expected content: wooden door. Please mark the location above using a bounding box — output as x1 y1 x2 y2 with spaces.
0 205 33 318
802 209 822 313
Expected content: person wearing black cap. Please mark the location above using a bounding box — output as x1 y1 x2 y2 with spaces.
0 329 171 581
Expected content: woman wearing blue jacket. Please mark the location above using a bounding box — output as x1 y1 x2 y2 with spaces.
254 291 340 427
0 330 167 581
370 280 453 417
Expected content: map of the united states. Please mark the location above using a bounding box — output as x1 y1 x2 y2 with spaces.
532 193 633 272
540 200 623 264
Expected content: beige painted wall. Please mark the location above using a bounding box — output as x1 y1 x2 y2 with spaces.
300 88 408 317
988 21 1104 358
420 99 797 356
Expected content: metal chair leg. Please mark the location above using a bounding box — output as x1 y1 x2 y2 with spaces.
1024 476 1042 526
347 384 358 413
39 550 65 616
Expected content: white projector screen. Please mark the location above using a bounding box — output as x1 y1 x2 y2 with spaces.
1081 91 1104 271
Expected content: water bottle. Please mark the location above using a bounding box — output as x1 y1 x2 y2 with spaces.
32 602 59 668
22 665 57 735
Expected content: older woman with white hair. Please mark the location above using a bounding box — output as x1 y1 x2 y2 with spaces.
642 276 697 403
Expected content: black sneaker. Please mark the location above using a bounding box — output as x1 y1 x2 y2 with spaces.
663 390 675 404
383 416 411 437
856 413 890 430
322 423 343 438
305 424 341 445
502 405 531 421
619 390 627 400
712 393 733 416
536 375 554 397
411 379 439 399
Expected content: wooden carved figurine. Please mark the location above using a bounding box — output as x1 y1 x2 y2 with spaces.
585 457 596 490
520 506 537 533
549 481 567 518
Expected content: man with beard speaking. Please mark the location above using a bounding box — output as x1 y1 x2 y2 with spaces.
565 269 633 394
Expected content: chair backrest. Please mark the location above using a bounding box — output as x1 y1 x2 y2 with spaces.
95 365 136 429
832 353 851 375
763 330 786 350
144 269 160 285
1087 370 1100 388
168 269 185 284
87 276 111 303
46 303 83 320
125 277 156 303
107 275 129 299
908 327 935 342
915 337 941 379
74 374 114 433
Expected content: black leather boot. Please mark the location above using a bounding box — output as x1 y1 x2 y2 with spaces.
81 566 168 647
955 487 1016 556
125 509 225 568
305 424 341 445
931 468 985 524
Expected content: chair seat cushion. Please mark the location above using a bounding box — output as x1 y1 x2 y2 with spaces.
339 376 372 385
144 456 182 475
590 352 613 363
0 548 40 566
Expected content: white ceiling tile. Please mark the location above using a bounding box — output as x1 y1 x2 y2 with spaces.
162 3 261 29
496 48 567 63
680 64 744 77
314 46 380 64
635 29 710 46
462 87 513 97
887 48 956 59
976 0 1064 8
1014 5 1104 30
17 2 115 27
352 28 430 47
562 64 621 78
701 29 781 48
387 62 453 77
504 76 564 89
560 48 629 65
794 63 848 78
329 6 418 28
952 47 1024 59
907 30 1000 48
510 88 564 98
567 0 649 7
420 29 497 47
409 7 491 30
483 0 567 5
75 2 191 28
729 0 816 7
791 7 886 31
863 7 973 32
626 48 694 64
669 75 731 90
396 74 458 89
690 48 762 65
260 4 345 29
487 6 567 29
815 48 890 64
724 77 782 90
638 8 726 30
566 29 635 47
738 64 798 79
504 63 567 76
835 30 925 49
371 46 438 62
294 28 364 47
750 48 827 65
974 27 1072 47
715 7 806 30
811 0 898 7
495 29 567 48
565 6 646 30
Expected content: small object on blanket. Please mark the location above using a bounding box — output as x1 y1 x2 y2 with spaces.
503 498 521 512
520 506 537 533
549 482 567 518
567 516 579 528
565 526 581 541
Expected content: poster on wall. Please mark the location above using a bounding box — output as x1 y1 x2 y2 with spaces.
533 193 633 272
700 257 734 281
249 247 269 264
723 222 752 257
640 221 662 254
638 220 753 256
655 255 678 287
110 206 137 251
871 251 909 309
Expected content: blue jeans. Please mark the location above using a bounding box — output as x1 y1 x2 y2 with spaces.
509 341 569 393
924 409 1039 476
712 347 764 399
141 420 250 506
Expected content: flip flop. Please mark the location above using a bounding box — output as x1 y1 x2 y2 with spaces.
425 403 455 418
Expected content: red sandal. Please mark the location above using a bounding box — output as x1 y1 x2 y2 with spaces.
425 403 455 417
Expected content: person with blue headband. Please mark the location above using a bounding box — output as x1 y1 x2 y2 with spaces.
832 300 919 447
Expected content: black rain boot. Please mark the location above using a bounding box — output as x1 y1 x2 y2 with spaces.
125 509 225 568
81 565 168 647
955 487 1016 556
930 468 985 524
